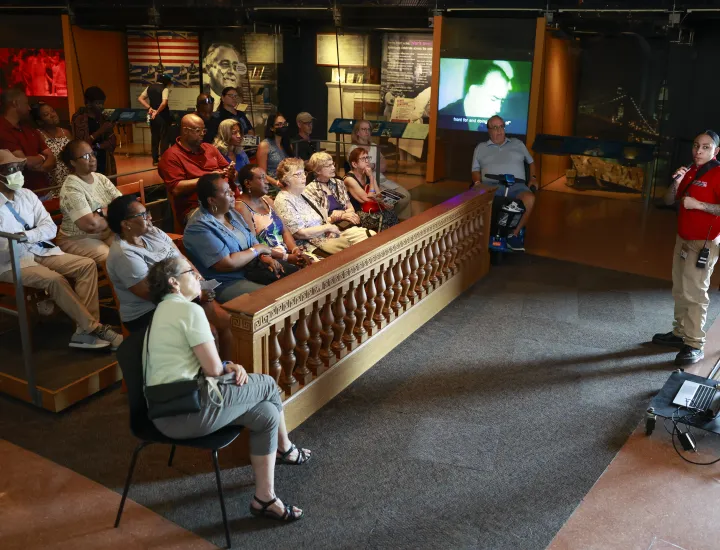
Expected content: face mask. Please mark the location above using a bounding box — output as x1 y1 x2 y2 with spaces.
275 126 288 137
3 171 24 190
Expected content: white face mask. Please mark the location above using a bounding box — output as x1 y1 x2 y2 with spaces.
4 171 24 191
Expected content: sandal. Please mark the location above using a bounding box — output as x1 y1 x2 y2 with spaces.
276 443 311 465
249 495 303 521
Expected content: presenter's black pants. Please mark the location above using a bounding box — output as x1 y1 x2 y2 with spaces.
150 116 169 162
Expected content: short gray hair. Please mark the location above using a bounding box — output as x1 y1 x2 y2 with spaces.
147 257 183 304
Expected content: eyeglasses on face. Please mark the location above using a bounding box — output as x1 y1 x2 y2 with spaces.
75 152 97 161
178 268 200 279
358 156 370 162
274 122 289 128
320 162 335 169
225 93 240 100
125 210 149 221
183 127 207 135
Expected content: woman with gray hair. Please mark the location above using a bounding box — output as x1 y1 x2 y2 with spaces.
144 255 310 521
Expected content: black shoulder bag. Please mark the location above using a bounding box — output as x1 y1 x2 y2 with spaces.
143 312 202 420
678 160 720 202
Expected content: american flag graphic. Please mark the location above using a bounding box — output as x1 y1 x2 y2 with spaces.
127 30 200 88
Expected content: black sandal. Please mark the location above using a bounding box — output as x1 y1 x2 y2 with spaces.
276 443 311 465
249 495 303 521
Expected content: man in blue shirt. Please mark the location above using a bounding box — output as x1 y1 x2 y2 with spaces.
471 115 537 250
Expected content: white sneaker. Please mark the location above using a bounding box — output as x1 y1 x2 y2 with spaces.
69 332 111 350
92 324 123 350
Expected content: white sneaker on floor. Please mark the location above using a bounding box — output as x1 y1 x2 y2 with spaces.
92 324 123 350
69 332 111 350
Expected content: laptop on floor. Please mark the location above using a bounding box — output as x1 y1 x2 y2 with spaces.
672 380 720 418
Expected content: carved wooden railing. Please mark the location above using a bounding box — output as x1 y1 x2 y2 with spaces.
223 188 494 414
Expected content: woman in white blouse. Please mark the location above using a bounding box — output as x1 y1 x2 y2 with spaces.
57 139 121 263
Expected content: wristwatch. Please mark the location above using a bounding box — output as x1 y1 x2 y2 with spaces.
95 208 105 218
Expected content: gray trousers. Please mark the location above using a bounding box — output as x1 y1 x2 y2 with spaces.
153 373 283 456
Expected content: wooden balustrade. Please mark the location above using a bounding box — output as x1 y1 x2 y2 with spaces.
224 187 494 430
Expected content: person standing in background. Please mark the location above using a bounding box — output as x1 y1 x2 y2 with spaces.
137 74 173 166
31 102 71 191
72 86 117 176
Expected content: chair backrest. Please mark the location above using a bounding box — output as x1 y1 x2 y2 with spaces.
116 331 155 438
42 197 62 225
117 179 146 205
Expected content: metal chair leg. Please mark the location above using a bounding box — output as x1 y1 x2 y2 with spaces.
168 444 176 467
115 441 150 528
212 450 232 549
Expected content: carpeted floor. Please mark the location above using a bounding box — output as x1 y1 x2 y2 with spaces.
1 255 717 549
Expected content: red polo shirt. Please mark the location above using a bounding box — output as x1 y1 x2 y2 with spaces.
676 164 720 240
0 116 50 191
158 138 230 222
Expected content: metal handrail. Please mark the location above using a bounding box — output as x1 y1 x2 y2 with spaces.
0 231 39 406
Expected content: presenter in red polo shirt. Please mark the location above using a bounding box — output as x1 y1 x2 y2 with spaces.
158 113 236 225
653 130 720 365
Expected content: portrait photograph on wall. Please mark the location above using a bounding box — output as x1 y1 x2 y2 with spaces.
127 30 200 111
0 48 67 97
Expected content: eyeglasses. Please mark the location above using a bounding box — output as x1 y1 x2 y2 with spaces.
488 124 506 130
183 127 207 135
320 162 335 169
274 122 289 128
125 210 149 221
178 268 199 279
225 94 240 100
358 156 370 162
289 171 305 179
75 152 97 161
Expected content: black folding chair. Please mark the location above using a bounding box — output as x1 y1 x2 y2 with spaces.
114 332 243 549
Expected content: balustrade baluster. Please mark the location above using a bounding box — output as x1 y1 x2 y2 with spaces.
407 250 419 304
364 275 377 335
320 296 336 368
443 231 454 277
279 317 299 395
449 226 460 273
374 265 386 328
383 261 395 322
414 248 426 300
306 301 326 377
399 253 412 310
343 284 357 350
437 233 449 282
268 326 282 385
331 290 347 358
391 259 403 315
430 239 441 288
293 309 312 386
353 278 368 342
421 243 433 294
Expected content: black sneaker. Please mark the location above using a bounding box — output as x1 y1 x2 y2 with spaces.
675 345 704 366
652 331 684 349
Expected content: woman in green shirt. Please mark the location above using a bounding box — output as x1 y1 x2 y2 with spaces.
144 256 310 521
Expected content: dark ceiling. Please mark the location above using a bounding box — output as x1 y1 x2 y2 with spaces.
2 1 720 35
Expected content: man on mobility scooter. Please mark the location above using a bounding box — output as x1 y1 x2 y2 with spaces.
470 115 537 252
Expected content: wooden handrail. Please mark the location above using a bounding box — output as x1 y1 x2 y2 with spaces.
223 187 494 391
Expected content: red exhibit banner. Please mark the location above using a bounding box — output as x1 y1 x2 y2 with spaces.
0 48 67 97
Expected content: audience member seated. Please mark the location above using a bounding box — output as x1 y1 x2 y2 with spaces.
144 256 309 522
274 158 373 256
71 86 116 176
105 195 233 359
56 139 121 263
257 113 291 190
293 112 318 163
195 93 214 142
158 113 236 226
304 152 369 231
343 148 399 231
206 86 254 143
350 119 412 220
0 89 56 192
183 173 298 303
31 102 71 191
235 164 312 267
213 119 249 180
0 149 121 350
